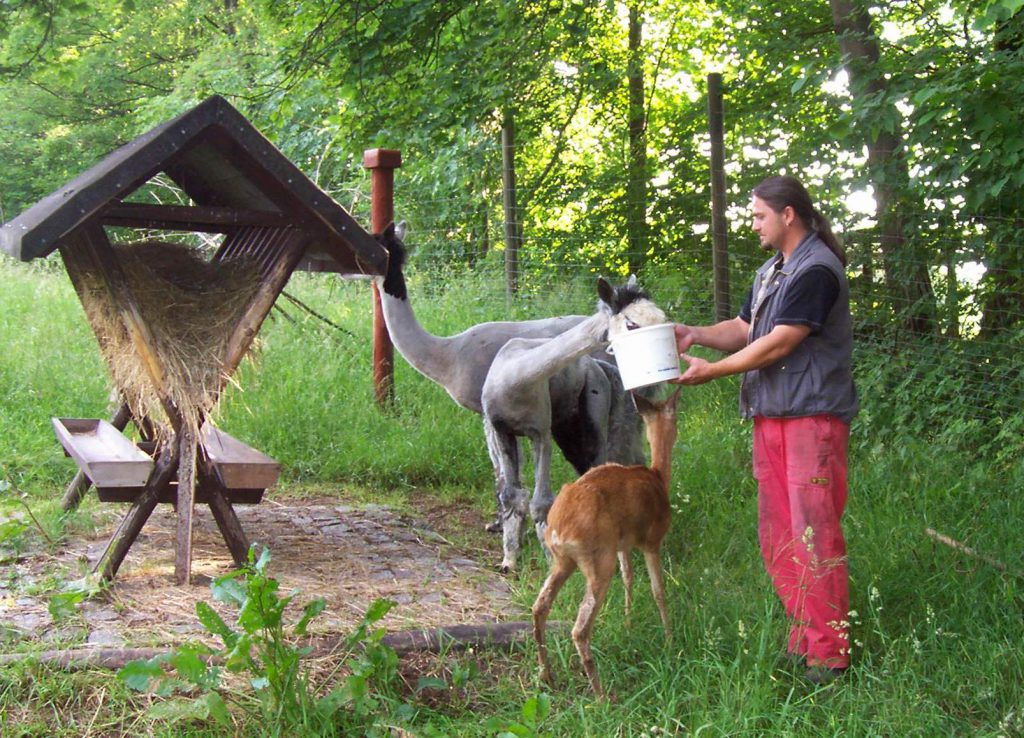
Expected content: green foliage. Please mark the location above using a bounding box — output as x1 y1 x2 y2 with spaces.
3 0 1024 337
118 544 405 736
853 325 1024 466
485 692 552 738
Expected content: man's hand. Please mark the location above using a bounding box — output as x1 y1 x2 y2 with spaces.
671 353 716 385
674 324 699 354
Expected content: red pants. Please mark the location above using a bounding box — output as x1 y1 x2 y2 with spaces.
753 415 850 668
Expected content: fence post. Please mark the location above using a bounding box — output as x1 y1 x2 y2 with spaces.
363 148 402 408
708 73 731 321
501 108 520 296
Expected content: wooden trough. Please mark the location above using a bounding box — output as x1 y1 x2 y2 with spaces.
52 419 279 505
1 96 388 584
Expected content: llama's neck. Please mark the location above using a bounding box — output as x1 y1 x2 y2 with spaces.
512 310 610 381
377 281 455 384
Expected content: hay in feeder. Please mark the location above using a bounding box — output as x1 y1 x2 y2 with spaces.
70 240 262 437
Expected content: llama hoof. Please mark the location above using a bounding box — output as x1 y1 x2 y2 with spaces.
497 563 516 575
539 668 555 687
485 518 502 534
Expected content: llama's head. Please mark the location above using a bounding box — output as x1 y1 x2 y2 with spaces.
597 275 667 340
376 221 409 300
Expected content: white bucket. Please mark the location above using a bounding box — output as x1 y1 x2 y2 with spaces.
607 323 681 390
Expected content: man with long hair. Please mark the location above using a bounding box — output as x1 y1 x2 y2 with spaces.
672 174 857 684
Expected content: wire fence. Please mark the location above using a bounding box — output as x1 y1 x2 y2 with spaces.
360 189 1024 466
108 173 1024 465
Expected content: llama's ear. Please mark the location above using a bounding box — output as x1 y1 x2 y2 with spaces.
627 274 638 289
596 276 616 308
395 220 407 240
381 222 395 239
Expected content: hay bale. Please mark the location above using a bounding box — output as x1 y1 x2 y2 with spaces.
70 240 262 436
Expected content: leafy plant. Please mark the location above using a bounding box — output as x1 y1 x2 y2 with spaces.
118 544 404 736
485 693 552 738
414 654 480 711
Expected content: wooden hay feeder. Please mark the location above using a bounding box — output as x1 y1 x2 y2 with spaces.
1 96 386 585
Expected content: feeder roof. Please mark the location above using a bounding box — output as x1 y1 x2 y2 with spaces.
0 95 386 275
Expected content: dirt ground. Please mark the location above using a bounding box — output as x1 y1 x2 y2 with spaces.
0 490 522 653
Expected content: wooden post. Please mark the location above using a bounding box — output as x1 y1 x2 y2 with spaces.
200 452 250 566
501 109 520 297
363 148 402 408
708 73 731 322
174 426 198 585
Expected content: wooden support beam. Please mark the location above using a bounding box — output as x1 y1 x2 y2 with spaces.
99 202 290 232
94 442 180 581
219 228 309 383
200 456 250 565
174 428 198 585
67 225 182 430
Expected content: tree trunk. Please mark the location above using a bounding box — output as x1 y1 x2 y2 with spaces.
977 12 1024 336
829 0 935 334
978 216 1024 338
626 3 649 276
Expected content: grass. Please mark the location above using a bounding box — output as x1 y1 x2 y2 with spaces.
1 256 1022 736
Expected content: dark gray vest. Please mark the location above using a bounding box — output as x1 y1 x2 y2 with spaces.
739 233 858 423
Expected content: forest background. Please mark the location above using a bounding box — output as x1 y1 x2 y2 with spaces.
3 0 1024 460
1 1 1024 736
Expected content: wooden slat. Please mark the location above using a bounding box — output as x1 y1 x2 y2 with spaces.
219 228 309 384
95 486 264 504
100 202 289 232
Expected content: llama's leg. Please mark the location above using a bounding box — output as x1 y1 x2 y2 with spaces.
528 432 555 548
483 418 514 534
581 363 612 466
618 550 634 623
643 548 672 640
499 481 529 572
573 551 617 698
532 556 577 686
485 419 525 572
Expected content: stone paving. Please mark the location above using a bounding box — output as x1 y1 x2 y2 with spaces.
0 499 519 651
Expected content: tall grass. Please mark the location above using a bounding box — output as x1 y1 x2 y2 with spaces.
1 257 1022 736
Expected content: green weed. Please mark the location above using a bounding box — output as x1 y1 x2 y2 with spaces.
118 544 406 736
